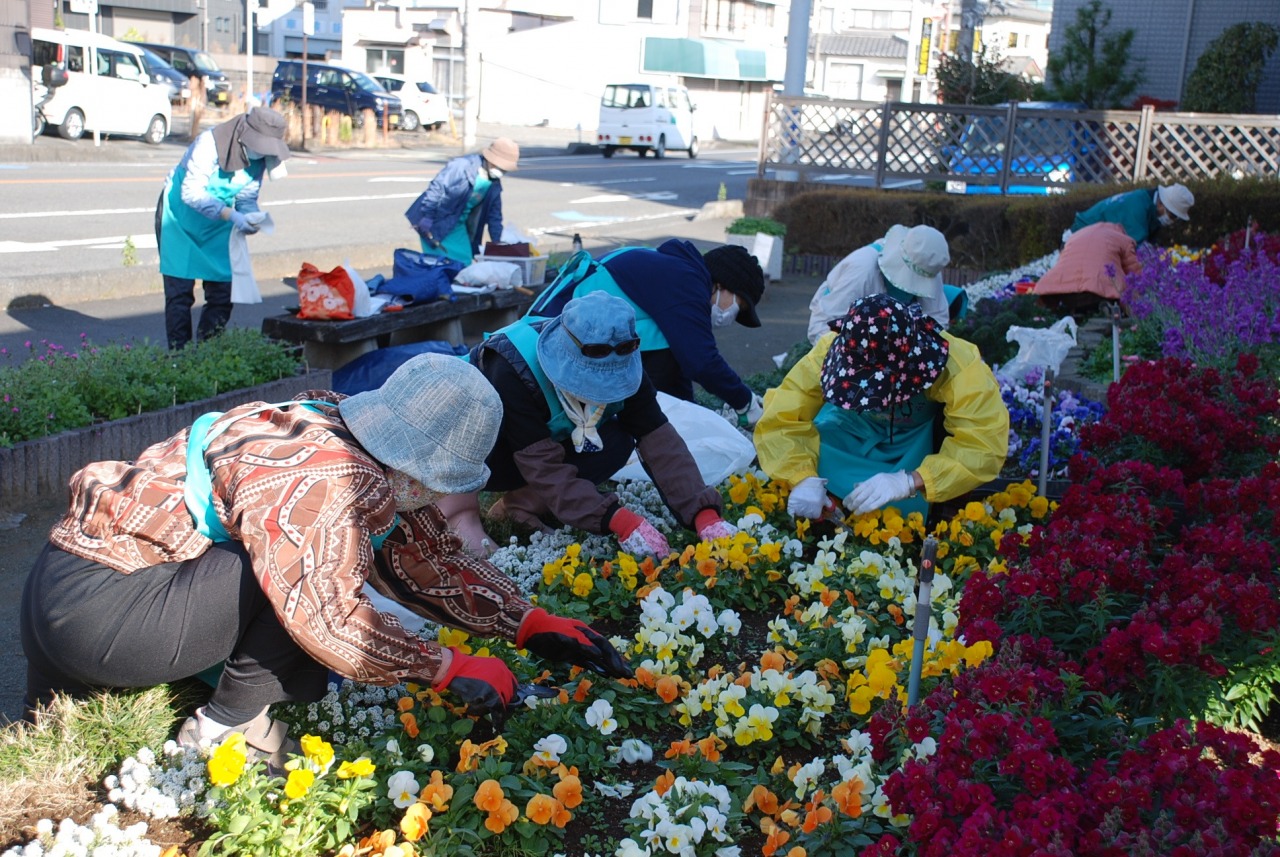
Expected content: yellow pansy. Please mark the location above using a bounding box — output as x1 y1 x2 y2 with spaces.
336 757 376 779
285 768 315 799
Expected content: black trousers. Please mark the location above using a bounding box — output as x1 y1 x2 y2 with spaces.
163 275 232 352
155 193 232 351
20 542 328 722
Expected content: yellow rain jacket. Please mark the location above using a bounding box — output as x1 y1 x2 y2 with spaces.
754 331 1009 503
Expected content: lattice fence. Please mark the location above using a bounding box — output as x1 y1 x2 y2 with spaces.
761 93 1280 192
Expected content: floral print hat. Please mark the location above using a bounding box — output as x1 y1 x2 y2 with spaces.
820 293 950 412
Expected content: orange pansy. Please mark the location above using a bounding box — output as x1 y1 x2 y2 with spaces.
819 589 839 607
655 675 681 703
419 770 453 811
397 696 415 712
665 738 695 759
832 778 863 818
400 802 431 841
654 769 675 796
696 735 723 763
886 603 905 625
473 779 506 813
573 678 593 702
553 771 583 809
743 783 780 815
399 711 419 739
633 666 657 689
760 650 786 672
526 793 561 825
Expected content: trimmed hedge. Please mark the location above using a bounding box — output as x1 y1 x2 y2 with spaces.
769 177 1280 270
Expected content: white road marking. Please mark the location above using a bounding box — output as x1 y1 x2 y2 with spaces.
0 192 423 220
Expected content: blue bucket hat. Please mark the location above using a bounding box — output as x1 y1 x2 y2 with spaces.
536 291 642 403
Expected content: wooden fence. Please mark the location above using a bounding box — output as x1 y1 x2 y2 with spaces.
759 93 1280 193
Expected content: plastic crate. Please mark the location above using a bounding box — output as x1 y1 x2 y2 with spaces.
478 255 548 286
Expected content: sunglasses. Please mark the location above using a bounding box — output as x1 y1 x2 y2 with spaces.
564 325 641 358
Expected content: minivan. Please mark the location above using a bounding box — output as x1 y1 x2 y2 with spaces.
371 73 449 132
597 82 698 159
30 27 172 143
943 101 1097 195
136 45 191 104
270 61 402 129
137 42 231 105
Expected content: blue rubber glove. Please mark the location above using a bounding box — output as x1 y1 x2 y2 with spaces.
227 209 258 234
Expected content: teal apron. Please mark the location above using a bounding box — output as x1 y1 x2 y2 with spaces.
160 161 261 281
184 399 398 687
572 249 669 351
422 173 492 264
814 394 939 519
503 321 624 441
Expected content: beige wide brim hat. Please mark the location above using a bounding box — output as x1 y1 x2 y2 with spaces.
482 137 520 172
338 353 502 494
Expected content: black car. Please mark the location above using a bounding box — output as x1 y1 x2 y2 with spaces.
137 42 231 105
136 45 191 104
269 60 401 128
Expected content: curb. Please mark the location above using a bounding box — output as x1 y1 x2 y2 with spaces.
1 243 403 309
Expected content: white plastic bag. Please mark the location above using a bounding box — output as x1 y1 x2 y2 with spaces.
1000 315 1079 382
454 260 522 292
611 392 756 487
344 262 374 318
229 211 274 304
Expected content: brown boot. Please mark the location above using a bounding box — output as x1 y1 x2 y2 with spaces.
487 485 553 532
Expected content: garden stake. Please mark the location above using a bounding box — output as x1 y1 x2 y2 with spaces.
1109 301 1122 383
907 536 938 707
1039 368 1054 498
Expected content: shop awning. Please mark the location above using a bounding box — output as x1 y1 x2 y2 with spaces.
641 37 782 82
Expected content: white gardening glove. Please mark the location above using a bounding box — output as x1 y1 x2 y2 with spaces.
786 476 829 520
736 392 765 429
843 471 915 516
620 523 671 559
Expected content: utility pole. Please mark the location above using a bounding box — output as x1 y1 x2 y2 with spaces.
957 0 978 65
462 0 478 149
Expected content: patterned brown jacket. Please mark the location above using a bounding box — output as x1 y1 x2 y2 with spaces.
49 391 532 686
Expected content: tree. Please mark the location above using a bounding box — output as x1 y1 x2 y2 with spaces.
1181 22 1280 114
1044 0 1143 108
935 47 1034 105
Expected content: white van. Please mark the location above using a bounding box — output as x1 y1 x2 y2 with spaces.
30 27 171 144
596 82 698 159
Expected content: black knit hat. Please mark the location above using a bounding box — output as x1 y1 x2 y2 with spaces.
703 245 764 327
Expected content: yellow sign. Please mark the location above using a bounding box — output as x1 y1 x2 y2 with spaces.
918 18 932 76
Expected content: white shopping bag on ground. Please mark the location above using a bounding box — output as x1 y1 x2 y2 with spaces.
611 392 756 487
230 211 275 304
363 583 429 635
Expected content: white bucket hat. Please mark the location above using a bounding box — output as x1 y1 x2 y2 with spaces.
877 224 950 298
1157 184 1194 221
338 353 502 493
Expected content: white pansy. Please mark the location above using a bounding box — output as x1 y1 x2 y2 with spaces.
387 770 420 808
585 699 618 735
716 609 742 636
617 738 653 764
417 743 435 764
533 733 568 764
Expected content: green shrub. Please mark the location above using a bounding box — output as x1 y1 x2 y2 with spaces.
766 177 1280 271
0 329 303 448
726 216 787 237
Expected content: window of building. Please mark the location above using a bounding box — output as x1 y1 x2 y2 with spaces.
1008 32 1018 48
852 10 909 29
703 0 774 35
365 48 405 75
637 0 653 19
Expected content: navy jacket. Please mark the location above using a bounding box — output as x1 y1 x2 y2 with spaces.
404 153 503 257
603 239 753 410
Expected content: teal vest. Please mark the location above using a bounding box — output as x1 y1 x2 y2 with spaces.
502 321 625 443
160 160 261 281
185 400 397 548
814 394 940 518
525 248 668 350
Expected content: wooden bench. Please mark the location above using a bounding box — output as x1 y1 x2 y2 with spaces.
262 286 544 369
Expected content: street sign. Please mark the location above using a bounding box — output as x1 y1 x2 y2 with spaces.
68 0 98 14
302 1 315 36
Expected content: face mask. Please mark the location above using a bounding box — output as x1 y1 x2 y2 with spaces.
1157 212 1174 227
710 289 739 328
387 468 443 511
487 166 504 180
242 144 266 161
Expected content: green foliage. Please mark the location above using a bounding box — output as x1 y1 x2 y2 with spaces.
717 182 727 202
1044 0 1143 108
122 236 138 267
1182 23 1279 114
949 294 1068 366
935 47 1035 106
0 328 303 447
1077 319 1164 383
726 216 786 237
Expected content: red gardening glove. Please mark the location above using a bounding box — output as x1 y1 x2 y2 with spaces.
608 507 670 559
517 607 632 678
695 508 738 542
432 647 518 721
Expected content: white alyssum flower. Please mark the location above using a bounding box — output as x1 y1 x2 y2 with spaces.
2 804 162 857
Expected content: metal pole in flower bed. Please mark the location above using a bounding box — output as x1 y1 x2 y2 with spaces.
1039 368 1054 498
1109 302 1122 383
907 536 938 707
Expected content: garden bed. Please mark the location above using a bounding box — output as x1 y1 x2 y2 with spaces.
0 370 331 509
